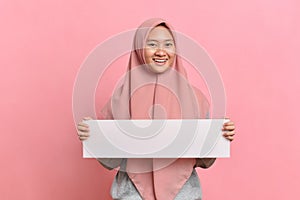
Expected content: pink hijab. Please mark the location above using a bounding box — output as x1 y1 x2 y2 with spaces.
101 18 209 200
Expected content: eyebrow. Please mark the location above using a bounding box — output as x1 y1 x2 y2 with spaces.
146 39 174 42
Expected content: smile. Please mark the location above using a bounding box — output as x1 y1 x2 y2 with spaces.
153 58 168 65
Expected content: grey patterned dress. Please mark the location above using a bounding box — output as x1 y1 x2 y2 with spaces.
109 159 202 200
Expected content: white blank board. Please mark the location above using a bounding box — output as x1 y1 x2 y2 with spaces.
83 119 230 158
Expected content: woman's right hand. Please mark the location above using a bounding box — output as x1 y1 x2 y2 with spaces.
77 117 92 141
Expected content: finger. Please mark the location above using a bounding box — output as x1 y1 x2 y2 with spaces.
79 134 89 138
78 131 90 137
79 134 90 139
78 122 89 128
223 131 235 137
224 121 234 126
223 125 235 131
224 136 234 141
223 122 235 128
77 125 89 132
79 136 89 141
77 126 90 132
222 133 234 141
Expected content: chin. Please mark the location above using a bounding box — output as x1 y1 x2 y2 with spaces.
149 64 170 74
151 67 169 74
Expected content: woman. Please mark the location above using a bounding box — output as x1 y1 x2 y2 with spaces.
77 18 235 200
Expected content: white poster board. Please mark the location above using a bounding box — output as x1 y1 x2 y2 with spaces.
83 119 230 158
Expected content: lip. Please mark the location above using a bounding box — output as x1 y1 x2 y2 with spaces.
152 58 168 66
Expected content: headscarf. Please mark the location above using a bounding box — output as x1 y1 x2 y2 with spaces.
101 18 210 200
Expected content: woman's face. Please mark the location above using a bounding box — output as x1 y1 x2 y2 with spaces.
144 26 176 73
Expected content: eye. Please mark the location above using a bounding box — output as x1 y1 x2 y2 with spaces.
146 42 157 48
165 42 174 48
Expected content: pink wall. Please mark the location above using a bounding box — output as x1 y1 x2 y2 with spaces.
1 0 300 199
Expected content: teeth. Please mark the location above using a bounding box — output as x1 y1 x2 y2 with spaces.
154 59 167 63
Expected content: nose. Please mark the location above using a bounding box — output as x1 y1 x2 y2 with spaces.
154 48 166 56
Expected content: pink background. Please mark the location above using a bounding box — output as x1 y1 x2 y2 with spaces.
1 0 300 199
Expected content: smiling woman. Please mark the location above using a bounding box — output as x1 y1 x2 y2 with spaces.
77 18 235 200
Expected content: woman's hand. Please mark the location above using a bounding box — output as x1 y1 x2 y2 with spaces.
222 118 235 142
77 117 92 141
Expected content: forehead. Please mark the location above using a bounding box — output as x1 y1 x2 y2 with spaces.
147 26 174 41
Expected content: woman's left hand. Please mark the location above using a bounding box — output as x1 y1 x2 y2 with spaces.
222 118 235 142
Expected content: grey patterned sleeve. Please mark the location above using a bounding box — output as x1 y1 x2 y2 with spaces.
194 158 216 169
96 158 124 170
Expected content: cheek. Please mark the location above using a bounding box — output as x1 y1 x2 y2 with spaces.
144 49 153 63
166 48 176 60
168 52 176 63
